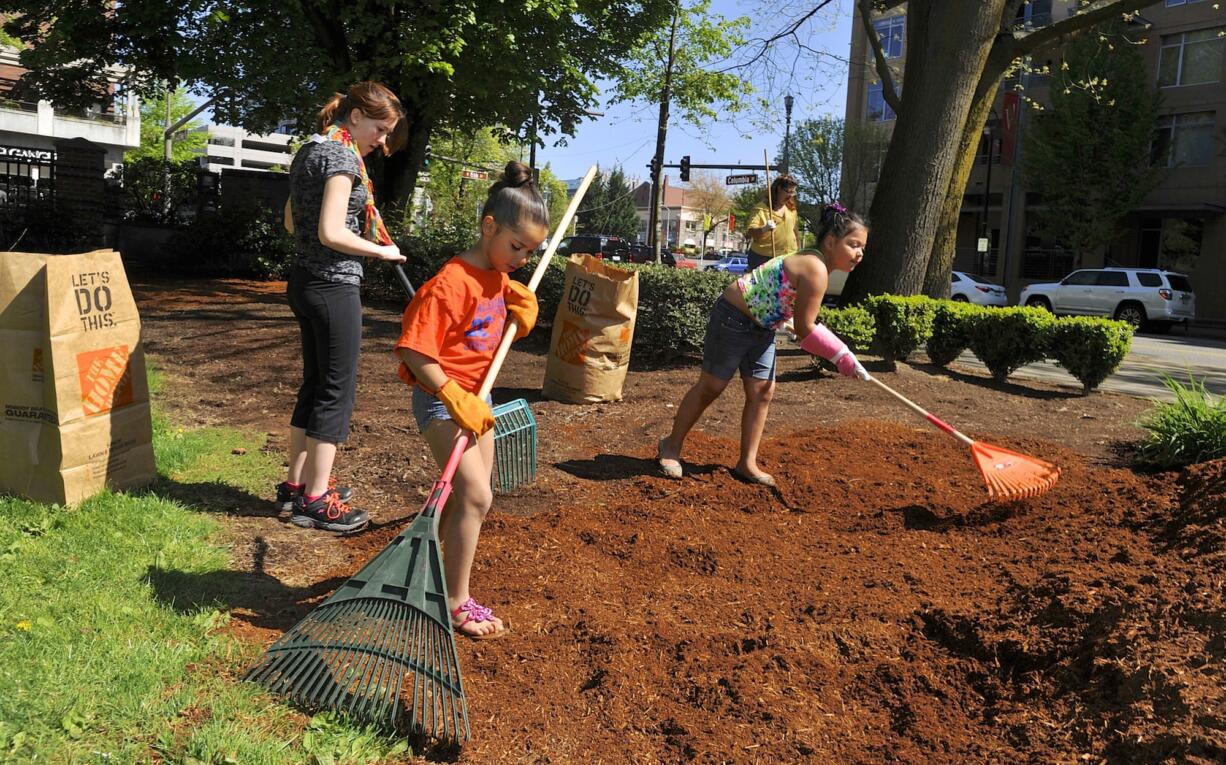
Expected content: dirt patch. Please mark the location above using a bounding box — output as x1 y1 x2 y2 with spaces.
130 274 1224 763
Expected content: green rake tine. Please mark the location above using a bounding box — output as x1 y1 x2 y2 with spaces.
354 603 399 723
332 602 383 717
301 602 371 707
411 609 426 734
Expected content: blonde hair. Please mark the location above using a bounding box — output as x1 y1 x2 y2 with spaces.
317 81 406 154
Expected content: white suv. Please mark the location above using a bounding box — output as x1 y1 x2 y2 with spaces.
1019 268 1195 331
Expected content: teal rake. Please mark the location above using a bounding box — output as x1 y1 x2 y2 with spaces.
243 478 469 741
244 165 600 744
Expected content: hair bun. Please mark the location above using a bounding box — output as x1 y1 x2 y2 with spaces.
501 160 533 189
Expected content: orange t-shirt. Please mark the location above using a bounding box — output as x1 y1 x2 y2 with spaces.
396 256 510 392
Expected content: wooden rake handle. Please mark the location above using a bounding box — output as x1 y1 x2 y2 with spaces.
864 374 975 448
429 165 600 495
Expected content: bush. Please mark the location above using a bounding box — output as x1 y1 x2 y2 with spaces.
926 301 984 367
967 306 1055 381
362 224 473 302
162 205 294 278
1049 316 1134 394
1134 375 1226 470
864 295 938 367
821 305 877 354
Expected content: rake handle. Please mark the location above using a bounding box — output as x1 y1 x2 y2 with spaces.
393 264 416 299
865 374 975 447
423 165 600 513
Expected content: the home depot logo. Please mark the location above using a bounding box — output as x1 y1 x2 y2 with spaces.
31 347 44 382
555 320 591 365
76 345 134 416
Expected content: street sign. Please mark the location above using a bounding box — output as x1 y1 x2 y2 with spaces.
460 169 489 181
726 173 758 185
977 237 990 253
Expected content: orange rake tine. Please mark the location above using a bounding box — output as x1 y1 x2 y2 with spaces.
864 375 1060 501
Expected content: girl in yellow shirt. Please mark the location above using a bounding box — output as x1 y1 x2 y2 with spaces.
746 175 801 270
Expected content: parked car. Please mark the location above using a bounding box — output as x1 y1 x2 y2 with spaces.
627 243 676 267
1019 267 1195 331
705 254 749 274
557 234 631 262
951 271 1008 306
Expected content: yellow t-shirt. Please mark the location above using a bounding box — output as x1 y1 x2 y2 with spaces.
748 204 798 258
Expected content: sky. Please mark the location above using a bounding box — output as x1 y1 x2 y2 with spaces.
528 0 857 185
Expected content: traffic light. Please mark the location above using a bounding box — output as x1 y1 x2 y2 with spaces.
648 157 661 177
422 143 432 169
679 155 691 182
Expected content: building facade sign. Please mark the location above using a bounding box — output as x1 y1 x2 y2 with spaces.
0 145 56 163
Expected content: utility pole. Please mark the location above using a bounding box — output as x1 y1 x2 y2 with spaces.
162 81 173 219
647 2 680 264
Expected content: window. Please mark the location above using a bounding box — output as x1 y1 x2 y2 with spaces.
1063 271 1097 286
1158 28 1224 87
1165 0 1208 6
1137 273 1163 287
1152 112 1216 167
1015 0 1052 28
873 16 905 58
1167 274 1194 291
867 83 896 122
1095 272 1129 287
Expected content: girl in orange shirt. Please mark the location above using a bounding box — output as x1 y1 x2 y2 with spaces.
395 161 547 639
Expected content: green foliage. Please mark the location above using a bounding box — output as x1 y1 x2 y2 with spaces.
116 156 199 223
610 0 754 131
1134 375 1226 470
926 301 985 367
1022 22 1159 258
820 305 876 354
415 127 518 235
967 306 1055 382
863 294 938 366
576 166 642 240
126 85 208 163
782 116 844 208
1049 316 1134 394
538 164 572 233
163 205 295 278
518 256 733 363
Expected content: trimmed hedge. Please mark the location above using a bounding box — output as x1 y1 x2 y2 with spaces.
1049 316 1134 394
821 305 877 354
927 301 985 367
864 295 938 367
967 307 1056 382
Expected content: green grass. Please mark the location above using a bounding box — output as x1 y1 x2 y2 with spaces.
1134 374 1226 470
0 369 410 764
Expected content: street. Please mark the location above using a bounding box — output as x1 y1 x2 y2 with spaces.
953 332 1226 400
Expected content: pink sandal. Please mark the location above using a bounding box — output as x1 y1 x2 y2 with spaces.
450 597 508 640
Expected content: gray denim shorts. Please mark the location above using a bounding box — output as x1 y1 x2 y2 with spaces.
411 386 495 433
701 296 777 382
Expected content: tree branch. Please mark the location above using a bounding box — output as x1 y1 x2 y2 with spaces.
857 0 901 113
295 0 352 72
1002 0 1164 60
716 0 837 73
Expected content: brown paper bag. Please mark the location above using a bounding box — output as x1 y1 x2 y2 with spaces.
542 254 639 403
0 249 154 505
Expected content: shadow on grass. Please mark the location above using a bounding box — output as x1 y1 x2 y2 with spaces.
146 538 347 633
137 475 277 519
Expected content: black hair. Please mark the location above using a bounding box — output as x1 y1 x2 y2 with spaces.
816 202 867 245
481 161 549 232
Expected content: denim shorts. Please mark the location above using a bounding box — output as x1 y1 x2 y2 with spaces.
411 386 495 433
701 296 777 381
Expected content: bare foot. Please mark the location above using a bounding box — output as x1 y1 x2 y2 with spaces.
733 463 776 487
657 437 683 479
450 597 506 639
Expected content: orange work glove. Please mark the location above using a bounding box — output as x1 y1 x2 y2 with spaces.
435 380 495 436
503 280 538 341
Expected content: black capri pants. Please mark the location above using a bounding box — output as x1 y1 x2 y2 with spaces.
287 266 362 443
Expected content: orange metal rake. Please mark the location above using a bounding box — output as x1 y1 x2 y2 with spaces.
865 374 1060 501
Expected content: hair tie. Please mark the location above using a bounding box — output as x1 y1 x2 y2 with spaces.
828 202 848 215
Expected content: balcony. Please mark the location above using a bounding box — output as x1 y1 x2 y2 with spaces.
0 97 140 150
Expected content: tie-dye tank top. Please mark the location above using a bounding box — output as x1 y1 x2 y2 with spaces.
736 255 796 330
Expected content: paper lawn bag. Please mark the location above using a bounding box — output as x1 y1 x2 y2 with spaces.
0 250 155 505
543 254 639 403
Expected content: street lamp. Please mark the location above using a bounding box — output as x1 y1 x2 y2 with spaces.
783 94 794 176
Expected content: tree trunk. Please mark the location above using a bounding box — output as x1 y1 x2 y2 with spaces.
922 79 1001 297
648 4 680 263
841 0 1008 304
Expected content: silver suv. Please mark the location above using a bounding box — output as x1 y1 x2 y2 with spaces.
1019 268 1195 331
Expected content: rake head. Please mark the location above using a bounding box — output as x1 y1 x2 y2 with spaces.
244 508 470 743
970 440 1060 501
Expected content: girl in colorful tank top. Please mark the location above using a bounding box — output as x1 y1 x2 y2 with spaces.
656 203 870 488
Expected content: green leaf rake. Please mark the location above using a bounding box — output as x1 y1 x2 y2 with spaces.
244 165 599 744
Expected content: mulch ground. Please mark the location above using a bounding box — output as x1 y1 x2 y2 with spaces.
132 273 1225 764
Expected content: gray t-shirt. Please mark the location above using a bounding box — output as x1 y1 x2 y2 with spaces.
289 139 368 284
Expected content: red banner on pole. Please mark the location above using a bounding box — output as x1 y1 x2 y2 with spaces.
999 92 1021 167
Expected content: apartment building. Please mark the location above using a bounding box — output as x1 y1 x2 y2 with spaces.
846 0 1226 322
632 178 738 253
192 123 295 173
